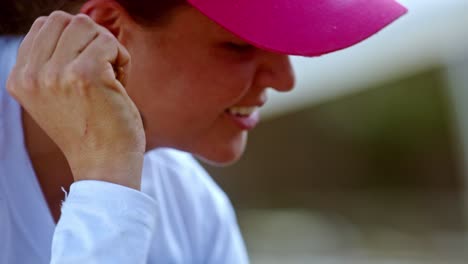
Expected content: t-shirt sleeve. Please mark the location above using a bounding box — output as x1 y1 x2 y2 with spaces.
50 180 157 264
202 188 250 264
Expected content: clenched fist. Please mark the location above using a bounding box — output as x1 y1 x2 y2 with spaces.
7 11 145 190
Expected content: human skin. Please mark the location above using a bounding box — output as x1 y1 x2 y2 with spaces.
10 0 295 220
8 12 144 190
115 4 295 165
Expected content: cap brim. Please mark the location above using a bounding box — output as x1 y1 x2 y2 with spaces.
187 0 408 57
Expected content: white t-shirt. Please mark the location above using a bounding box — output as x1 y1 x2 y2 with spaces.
0 36 249 264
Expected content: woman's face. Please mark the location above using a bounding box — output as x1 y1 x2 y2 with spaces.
121 6 295 165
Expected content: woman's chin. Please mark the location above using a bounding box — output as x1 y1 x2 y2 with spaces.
196 154 240 167
144 130 248 166
194 143 246 167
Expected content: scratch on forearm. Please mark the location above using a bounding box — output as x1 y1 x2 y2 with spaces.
84 120 88 136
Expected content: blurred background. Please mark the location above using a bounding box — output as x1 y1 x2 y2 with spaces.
202 1 468 263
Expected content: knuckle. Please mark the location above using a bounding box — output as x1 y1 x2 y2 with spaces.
71 14 94 28
64 63 91 90
34 16 47 25
6 68 19 96
99 32 116 44
49 10 72 23
123 52 131 66
42 66 61 89
9 67 42 98
22 67 40 90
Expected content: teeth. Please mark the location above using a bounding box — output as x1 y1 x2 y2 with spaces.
227 106 257 116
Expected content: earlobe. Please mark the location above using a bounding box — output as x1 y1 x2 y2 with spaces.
80 0 123 37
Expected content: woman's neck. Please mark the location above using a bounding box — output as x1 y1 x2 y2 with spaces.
22 108 74 222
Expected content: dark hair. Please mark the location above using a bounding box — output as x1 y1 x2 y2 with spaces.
0 0 186 35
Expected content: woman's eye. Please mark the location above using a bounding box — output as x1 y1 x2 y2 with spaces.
223 42 255 53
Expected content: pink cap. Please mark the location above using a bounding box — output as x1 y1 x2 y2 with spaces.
187 0 407 57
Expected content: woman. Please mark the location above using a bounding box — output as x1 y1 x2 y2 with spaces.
0 0 407 263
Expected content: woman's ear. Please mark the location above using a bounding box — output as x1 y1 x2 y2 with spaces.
80 0 126 38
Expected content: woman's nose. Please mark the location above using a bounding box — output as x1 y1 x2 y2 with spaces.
255 53 295 92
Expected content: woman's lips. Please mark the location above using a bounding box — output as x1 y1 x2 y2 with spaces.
225 109 260 130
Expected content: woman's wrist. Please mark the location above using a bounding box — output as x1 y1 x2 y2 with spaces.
68 151 144 190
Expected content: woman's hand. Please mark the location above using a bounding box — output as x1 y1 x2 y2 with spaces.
7 11 145 190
